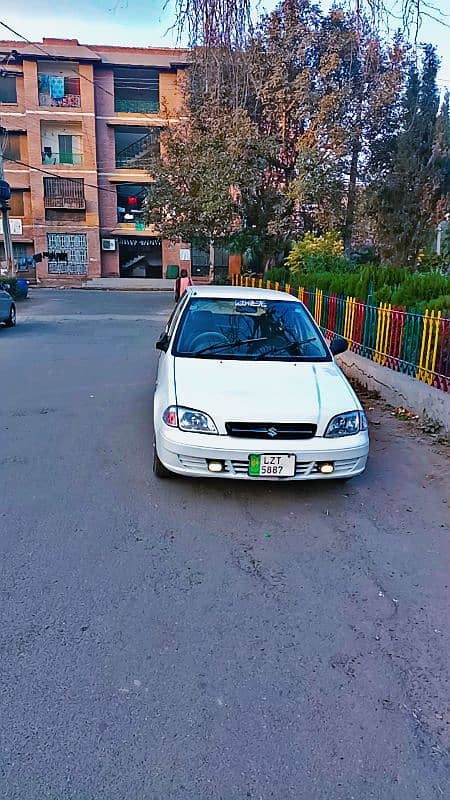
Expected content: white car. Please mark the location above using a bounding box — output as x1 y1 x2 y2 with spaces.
153 286 369 481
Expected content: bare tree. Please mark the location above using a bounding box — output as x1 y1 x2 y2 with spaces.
166 0 255 110
349 0 448 41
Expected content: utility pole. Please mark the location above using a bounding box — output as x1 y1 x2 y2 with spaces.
0 126 15 277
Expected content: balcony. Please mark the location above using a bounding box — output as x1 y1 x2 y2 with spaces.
38 63 81 108
43 151 83 166
44 177 85 209
41 122 83 167
114 67 159 115
115 127 160 169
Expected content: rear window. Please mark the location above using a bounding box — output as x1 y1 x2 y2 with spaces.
173 297 331 361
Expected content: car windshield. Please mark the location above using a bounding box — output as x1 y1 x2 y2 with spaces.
172 297 331 361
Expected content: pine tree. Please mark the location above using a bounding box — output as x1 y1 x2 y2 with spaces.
367 45 442 264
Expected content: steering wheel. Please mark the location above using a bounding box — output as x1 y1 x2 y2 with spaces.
190 331 229 352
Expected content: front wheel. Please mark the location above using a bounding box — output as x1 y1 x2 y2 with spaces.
153 442 173 478
5 305 16 328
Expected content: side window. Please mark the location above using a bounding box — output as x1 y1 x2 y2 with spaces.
167 294 189 338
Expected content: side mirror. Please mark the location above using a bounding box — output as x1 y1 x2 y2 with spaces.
156 333 169 352
330 335 348 356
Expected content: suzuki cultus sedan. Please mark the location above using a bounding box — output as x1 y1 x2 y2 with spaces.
153 286 369 481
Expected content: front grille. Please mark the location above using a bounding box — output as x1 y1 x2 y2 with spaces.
225 422 317 440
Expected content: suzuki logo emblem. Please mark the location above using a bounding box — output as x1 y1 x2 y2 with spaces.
267 427 278 438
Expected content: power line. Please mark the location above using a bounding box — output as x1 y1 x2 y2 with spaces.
4 153 117 194
0 17 174 187
0 18 177 125
0 20 113 179
0 18 116 102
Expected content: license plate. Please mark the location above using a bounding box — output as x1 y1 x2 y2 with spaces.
248 454 296 478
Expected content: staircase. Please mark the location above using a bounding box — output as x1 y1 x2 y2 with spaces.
115 131 159 169
121 254 146 271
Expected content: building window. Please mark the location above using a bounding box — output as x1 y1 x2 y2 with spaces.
4 132 21 161
114 68 159 114
38 63 81 108
0 243 35 272
0 74 17 103
114 126 161 168
116 183 148 224
9 190 24 217
47 233 88 274
44 177 85 209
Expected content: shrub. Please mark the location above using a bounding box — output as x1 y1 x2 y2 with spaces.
413 296 450 316
286 231 350 276
265 261 450 313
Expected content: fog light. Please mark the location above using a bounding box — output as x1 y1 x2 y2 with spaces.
208 460 224 473
319 462 334 475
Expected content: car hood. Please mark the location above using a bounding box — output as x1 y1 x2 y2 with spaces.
173 358 359 435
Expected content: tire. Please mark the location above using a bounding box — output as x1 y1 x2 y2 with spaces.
153 442 173 478
5 304 16 328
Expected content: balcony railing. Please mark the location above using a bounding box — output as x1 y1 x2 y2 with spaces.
42 152 83 166
114 98 159 114
44 177 85 209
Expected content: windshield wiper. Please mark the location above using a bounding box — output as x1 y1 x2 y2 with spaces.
195 336 269 355
259 337 316 358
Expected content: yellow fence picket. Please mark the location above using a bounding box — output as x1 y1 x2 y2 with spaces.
314 289 323 325
417 310 441 384
374 303 391 365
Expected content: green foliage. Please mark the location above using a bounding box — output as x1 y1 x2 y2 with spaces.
265 266 290 284
147 1 447 263
145 109 274 246
286 231 350 276
417 251 449 272
389 272 450 307
366 46 447 264
266 257 450 311
413 296 450 315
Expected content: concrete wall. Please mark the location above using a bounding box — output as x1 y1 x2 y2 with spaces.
338 350 450 433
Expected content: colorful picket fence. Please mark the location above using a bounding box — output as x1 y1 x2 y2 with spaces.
231 274 450 393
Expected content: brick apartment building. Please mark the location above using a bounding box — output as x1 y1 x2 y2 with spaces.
0 37 223 285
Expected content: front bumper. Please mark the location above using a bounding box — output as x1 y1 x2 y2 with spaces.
155 427 369 481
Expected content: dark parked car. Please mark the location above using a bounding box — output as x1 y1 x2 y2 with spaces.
0 287 16 327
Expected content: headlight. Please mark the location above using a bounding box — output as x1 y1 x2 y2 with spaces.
163 405 218 434
325 410 368 438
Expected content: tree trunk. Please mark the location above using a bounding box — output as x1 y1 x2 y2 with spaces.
343 136 360 255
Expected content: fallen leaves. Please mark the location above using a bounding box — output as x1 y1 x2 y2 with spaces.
392 406 419 421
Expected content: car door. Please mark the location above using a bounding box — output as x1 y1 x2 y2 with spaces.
0 289 11 322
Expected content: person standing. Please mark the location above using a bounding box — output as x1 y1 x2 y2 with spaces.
174 269 192 302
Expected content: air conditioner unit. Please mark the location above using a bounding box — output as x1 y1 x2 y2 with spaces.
102 238 116 251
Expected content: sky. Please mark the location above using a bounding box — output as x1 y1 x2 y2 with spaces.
0 0 448 89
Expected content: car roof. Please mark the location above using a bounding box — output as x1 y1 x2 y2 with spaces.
188 285 298 302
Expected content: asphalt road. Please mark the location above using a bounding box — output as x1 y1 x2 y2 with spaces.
1 289 449 800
